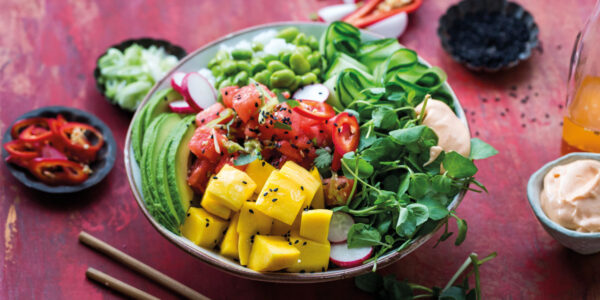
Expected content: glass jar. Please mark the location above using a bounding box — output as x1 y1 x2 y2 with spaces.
563 0 600 152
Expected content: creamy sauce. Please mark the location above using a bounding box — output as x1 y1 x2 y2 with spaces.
416 99 471 165
541 159 600 232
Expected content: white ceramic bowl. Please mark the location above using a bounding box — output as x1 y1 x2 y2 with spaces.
527 152 600 255
124 22 469 282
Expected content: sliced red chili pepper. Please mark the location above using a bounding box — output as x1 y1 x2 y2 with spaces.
19 125 54 143
28 158 89 185
4 140 39 160
58 122 104 163
331 151 342 172
343 0 423 28
332 112 360 156
10 118 51 139
293 100 336 121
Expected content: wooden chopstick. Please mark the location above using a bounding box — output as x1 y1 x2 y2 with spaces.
86 267 160 300
79 231 209 300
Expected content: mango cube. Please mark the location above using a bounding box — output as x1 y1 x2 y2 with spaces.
205 165 257 211
309 167 325 209
238 232 253 266
271 219 292 236
299 209 333 243
201 191 231 220
220 213 240 259
237 202 273 235
245 159 276 192
248 235 300 272
181 207 229 249
255 170 306 225
286 232 331 273
280 161 320 209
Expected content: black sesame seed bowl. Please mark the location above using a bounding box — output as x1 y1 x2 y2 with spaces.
438 0 539 72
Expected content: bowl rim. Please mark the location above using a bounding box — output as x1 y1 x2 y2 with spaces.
527 152 600 238
2 105 117 193
124 21 469 283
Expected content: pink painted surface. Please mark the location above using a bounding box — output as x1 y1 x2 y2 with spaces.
0 0 598 299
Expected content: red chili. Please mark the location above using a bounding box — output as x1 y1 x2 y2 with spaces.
58 122 104 163
3 140 39 168
343 0 423 28
331 112 360 156
292 100 336 121
28 158 89 185
10 118 51 139
18 125 54 143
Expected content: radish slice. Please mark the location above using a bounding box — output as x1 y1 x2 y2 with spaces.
330 243 373 268
366 12 409 38
318 4 357 23
182 72 217 111
170 72 187 94
169 100 198 114
343 0 357 3
328 212 355 243
292 84 329 102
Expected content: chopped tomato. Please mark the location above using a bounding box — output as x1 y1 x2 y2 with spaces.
332 112 360 156
231 84 263 123
221 86 239 108
277 140 303 162
215 153 247 173
323 174 354 207
189 127 228 163
188 158 213 194
293 100 336 120
243 119 260 139
195 103 226 126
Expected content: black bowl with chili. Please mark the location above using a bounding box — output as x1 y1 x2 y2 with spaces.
2 106 117 193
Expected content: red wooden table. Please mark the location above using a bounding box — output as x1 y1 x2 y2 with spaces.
0 0 597 299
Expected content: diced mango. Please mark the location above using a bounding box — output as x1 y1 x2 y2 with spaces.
299 209 333 243
220 213 240 259
238 232 253 266
309 167 325 209
181 207 229 249
205 165 257 211
248 235 300 272
280 161 320 209
271 218 292 236
201 191 231 220
237 201 273 235
245 159 276 192
286 232 331 273
255 170 306 225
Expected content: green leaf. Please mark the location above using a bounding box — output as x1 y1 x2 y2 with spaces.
440 286 468 300
432 175 455 195
389 125 426 145
453 215 468 246
443 151 478 178
408 173 431 198
361 137 398 165
273 121 292 130
419 195 449 220
382 275 413 300
234 153 257 166
314 148 332 169
358 132 379 151
372 106 398 130
347 223 383 248
341 152 374 179
469 138 498 160
354 272 382 294
397 173 411 195
408 203 429 226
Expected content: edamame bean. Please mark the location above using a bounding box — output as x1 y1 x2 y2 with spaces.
300 73 317 85
210 65 224 77
308 36 319 51
234 71 249 86
289 52 311 75
270 69 295 88
289 75 301 91
207 57 220 69
267 60 288 73
307 53 320 68
311 68 321 76
276 27 299 43
221 60 238 75
231 48 253 60
256 52 278 63
236 61 252 74
296 46 312 57
271 88 290 95
218 78 233 90
279 51 292 65
215 49 230 61
252 41 263 52
250 58 266 75
253 69 271 86
293 33 307 46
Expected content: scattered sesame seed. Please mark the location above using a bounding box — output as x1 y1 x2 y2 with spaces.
242 181 247 184
249 209 254 214
213 176 218 180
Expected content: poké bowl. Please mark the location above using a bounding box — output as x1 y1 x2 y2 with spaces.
124 22 469 283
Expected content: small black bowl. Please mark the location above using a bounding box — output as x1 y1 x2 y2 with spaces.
93 38 187 109
2 106 117 193
438 0 539 72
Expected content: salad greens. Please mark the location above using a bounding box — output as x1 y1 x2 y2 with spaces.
355 252 498 300
97 44 179 111
318 22 498 266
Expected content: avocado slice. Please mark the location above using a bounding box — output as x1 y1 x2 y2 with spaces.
141 113 183 232
131 87 181 163
165 115 196 222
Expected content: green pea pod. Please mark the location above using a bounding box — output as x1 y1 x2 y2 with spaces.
231 48 253 60
267 60 288 73
270 69 295 88
289 52 311 75
277 27 299 43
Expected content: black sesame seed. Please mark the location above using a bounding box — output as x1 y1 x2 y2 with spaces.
261 161 265 166
272 198 278 202
300 186 304 191
263 192 268 196
187 213 190 217
249 209 254 214
302 241 307 246
273 188 278 192
242 181 247 184
213 176 218 180
254 102 258 107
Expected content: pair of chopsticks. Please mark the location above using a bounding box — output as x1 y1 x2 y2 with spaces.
79 231 209 300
